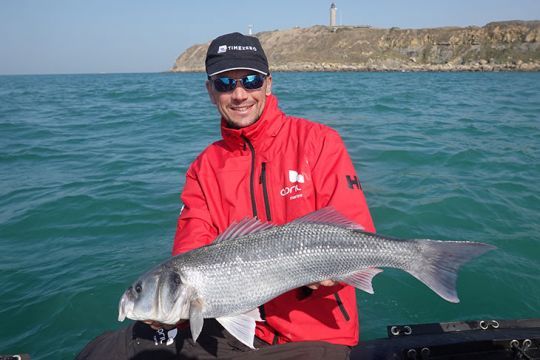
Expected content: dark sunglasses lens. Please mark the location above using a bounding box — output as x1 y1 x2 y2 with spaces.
212 75 264 92
242 75 264 90
214 78 236 92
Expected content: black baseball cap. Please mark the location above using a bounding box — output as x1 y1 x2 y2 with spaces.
205 32 269 77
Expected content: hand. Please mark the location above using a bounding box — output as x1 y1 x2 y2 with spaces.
143 320 185 331
306 280 337 290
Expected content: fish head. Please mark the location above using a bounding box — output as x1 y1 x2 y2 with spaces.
118 264 193 325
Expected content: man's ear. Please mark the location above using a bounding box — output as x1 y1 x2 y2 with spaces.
206 80 216 104
265 75 272 96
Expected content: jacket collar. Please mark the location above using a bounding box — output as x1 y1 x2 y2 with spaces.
220 94 285 152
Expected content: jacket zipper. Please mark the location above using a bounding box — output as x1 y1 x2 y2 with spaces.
260 162 272 221
243 136 267 321
334 293 350 321
244 138 346 333
242 136 258 218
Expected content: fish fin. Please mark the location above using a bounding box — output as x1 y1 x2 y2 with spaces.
189 298 204 342
216 309 261 349
407 240 496 303
290 207 364 230
243 307 263 322
118 293 130 321
214 218 274 244
340 268 384 294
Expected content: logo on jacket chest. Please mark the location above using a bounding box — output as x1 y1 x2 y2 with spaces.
280 170 305 199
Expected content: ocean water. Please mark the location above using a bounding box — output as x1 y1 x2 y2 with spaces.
0 71 539 358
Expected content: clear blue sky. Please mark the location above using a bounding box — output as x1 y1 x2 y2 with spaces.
1 0 539 75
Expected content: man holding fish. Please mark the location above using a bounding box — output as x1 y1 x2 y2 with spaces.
164 32 375 358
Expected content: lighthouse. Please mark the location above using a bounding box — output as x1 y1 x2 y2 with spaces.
330 3 337 27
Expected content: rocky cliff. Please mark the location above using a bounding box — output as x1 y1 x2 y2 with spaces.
171 21 540 72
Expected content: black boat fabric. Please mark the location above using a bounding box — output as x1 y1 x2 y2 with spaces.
351 318 540 359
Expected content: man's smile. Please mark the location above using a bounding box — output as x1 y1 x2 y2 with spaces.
230 104 254 113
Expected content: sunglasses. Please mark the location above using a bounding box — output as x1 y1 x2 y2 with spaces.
210 74 266 93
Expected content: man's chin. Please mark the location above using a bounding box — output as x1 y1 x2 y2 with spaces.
226 116 258 129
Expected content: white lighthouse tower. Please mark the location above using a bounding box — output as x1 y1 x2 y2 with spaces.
330 3 337 28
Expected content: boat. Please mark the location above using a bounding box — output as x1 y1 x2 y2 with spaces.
351 318 540 359
7 319 537 359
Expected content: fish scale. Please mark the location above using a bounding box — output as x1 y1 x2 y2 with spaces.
172 224 440 317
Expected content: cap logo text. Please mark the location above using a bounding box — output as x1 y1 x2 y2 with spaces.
218 45 258 53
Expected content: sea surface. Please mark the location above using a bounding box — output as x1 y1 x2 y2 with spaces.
1 72 539 358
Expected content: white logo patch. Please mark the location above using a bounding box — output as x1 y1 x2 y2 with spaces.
282 170 305 199
218 45 227 53
289 170 305 184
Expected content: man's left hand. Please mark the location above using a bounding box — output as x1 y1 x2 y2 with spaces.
306 280 337 290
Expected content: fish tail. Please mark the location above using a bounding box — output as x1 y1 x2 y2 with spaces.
407 240 496 303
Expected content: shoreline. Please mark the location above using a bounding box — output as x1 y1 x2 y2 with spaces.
171 62 540 74
169 65 540 73
269 61 540 72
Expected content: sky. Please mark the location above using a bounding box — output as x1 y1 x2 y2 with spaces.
1 0 539 75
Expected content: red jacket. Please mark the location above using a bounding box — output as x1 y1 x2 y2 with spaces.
173 94 375 346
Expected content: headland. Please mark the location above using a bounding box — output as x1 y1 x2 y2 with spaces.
171 21 540 72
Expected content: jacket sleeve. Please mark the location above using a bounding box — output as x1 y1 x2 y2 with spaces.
172 167 218 256
308 127 376 298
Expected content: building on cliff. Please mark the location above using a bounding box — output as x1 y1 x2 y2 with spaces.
330 3 337 28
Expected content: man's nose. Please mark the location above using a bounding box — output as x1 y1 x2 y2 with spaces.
231 83 248 100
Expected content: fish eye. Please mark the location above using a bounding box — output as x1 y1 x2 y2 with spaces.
171 273 181 286
135 282 142 293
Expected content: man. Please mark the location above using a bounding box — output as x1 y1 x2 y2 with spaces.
77 32 374 360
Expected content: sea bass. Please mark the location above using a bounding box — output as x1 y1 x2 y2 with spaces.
118 207 495 348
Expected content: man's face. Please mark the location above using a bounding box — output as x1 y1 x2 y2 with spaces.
206 69 272 129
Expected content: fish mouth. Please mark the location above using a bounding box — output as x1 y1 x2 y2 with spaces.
118 291 134 322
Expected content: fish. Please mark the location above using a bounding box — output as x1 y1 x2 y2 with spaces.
118 207 495 348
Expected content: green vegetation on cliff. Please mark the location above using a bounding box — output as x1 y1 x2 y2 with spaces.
171 21 540 72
